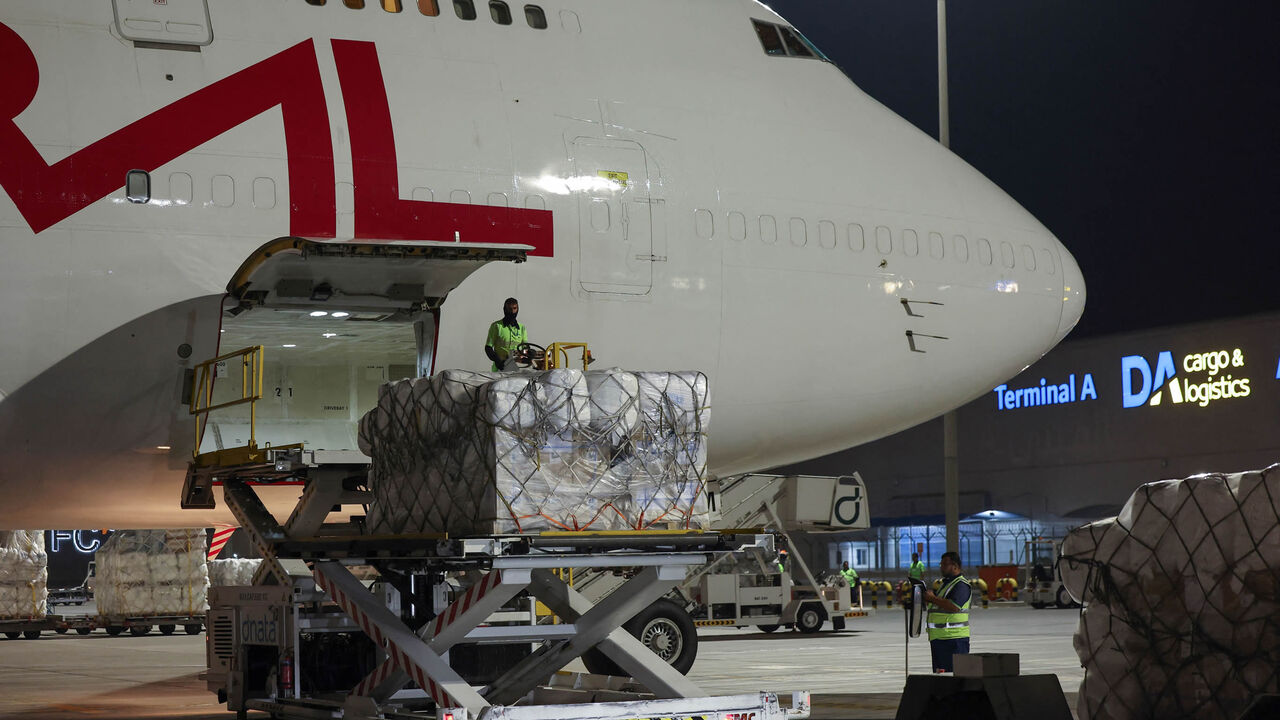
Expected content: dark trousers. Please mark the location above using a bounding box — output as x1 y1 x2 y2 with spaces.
929 637 970 672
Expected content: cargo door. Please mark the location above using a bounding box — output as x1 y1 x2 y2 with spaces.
573 138 655 295
113 0 213 47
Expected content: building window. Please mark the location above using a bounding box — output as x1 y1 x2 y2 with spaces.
489 0 511 24
524 4 546 28
454 0 476 20
125 169 150 204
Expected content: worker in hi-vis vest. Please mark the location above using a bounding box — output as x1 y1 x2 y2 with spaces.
484 297 527 371
922 551 971 673
841 560 861 605
908 552 926 581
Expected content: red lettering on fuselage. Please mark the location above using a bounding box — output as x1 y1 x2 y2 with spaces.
0 23 552 255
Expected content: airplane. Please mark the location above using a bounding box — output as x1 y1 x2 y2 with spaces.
0 0 1084 530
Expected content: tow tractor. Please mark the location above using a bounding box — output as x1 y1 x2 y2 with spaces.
1024 538 1079 609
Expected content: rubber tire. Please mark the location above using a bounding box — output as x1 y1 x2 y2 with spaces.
795 603 826 634
758 624 780 634
581 598 698 677
76 628 92 635
159 624 176 635
23 630 40 639
105 626 124 636
1055 586 1072 609
184 623 202 635
1031 601 1046 609
55 627 68 634
3 632 18 639
130 625 151 637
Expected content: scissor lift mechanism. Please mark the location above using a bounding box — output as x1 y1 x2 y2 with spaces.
210 453 810 720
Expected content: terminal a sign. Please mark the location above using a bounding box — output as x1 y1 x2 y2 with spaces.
1122 348 1250 408
994 373 1097 411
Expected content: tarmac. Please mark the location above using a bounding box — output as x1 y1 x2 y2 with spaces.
0 602 1083 720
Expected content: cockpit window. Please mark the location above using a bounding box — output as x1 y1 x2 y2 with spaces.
752 19 786 56
752 19 828 61
778 27 813 57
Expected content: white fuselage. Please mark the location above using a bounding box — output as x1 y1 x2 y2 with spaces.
0 0 1083 528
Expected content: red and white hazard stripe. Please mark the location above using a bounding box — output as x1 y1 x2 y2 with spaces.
425 569 504 639
208 526 236 560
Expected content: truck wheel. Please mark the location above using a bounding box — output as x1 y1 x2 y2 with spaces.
795 603 826 634
184 623 202 635
159 624 176 635
130 625 152 637
582 598 698 676
23 630 40 639
758 624 780 634
105 626 124 636
1056 586 1074 609
76 628 92 635
4 631 20 639
55 627 68 634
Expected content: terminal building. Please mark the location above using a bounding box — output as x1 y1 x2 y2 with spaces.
785 310 1280 577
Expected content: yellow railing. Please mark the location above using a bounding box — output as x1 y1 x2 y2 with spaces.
189 346 265 458
537 342 593 370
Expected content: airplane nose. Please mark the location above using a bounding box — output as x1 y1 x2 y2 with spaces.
1053 241 1086 344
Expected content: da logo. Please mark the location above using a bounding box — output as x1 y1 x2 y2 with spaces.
1121 352 1179 408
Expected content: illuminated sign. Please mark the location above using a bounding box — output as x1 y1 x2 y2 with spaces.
47 530 110 554
1122 348 1250 408
994 373 1097 410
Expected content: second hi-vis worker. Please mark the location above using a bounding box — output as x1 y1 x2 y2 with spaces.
841 560 858 585
908 552 926 581
922 551 971 673
484 297 526 371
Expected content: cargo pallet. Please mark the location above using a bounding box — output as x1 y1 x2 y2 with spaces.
0 613 203 638
199 451 811 720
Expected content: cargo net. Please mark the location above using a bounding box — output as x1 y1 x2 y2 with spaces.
359 368 710 535
208 558 262 587
0 530 47 620
96 530 209 617
1060 465 1280 720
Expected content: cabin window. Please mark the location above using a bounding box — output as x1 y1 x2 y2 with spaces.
1000 240 1016 268
1040 248 1057 275
524 5 547 29
212 175 235 208
486 192 508 207
752 20 785 56
953 234 969 263
1022 244 1037 271
454 0 476 20
818 220 836 249
902 228 919 256
875 225 892 254
169 172 193 206
344 0 366 9
412 187 433 201
253 177 277 210
727 211 747 241
694 209 714 239
929 231 945 260
382 0 403 12
789 217 807 247
490 0 512 24
305 0 326 5
418 0 440 15
848 223 865 252
778 27 813 58
760 215 777 244
976 237 993 265
126 170 150 204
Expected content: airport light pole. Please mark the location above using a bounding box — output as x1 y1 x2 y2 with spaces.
938 0 961 557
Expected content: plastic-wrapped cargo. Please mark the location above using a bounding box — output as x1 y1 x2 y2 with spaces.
0 531 47 620
95 530 209 617
359 368 710 535
1062 465 1280 720
208 558 261 587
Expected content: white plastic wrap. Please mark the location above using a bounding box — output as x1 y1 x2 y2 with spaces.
0 531 47 620
95 530 209 617
208 558 261 587
1063 465 1280 720
359 368 710 535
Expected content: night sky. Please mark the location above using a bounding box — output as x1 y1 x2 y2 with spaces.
770 1 1280 339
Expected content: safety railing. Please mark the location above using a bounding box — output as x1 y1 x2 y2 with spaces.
537 341 594 370
189 346 265 458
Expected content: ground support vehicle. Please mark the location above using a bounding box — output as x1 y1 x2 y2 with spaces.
1024 538 1079 609
199 449 811 720
47 585 89 607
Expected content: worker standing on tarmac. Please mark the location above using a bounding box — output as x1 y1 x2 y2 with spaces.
484 297 527 371
841 560 861 606
908 552 926 582
921 551 971 673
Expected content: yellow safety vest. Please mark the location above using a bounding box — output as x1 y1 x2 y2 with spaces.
908 561 926 580
841 568 858 584
926 574 971 641
486 320 526 369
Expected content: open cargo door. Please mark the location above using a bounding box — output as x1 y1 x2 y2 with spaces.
199 238 528 457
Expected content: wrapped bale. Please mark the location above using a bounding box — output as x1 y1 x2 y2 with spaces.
1064 465 1280 720
360 368 710 535
208 558 261 587
0 531 47 620
95 530 209 617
